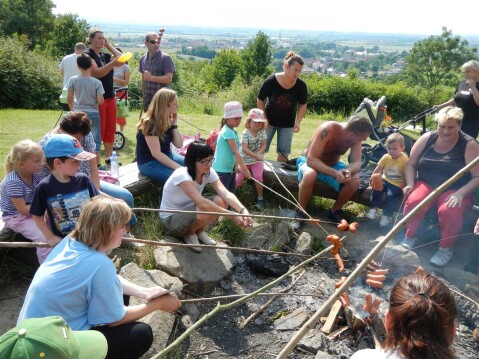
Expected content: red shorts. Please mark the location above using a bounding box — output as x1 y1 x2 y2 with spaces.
99 98 117 143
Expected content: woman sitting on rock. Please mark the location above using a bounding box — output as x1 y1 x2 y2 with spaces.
160 140 252 252
351 272 457 359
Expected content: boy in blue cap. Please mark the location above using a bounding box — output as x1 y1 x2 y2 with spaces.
30 134 99 249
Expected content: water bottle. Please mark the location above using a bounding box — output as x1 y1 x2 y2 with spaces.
110 151 119 178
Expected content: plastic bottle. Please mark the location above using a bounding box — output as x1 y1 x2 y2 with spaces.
110 151 119 178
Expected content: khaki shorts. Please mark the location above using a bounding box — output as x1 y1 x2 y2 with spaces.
161 204 197 238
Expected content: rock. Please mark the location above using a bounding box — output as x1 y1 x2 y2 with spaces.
118 262 182 358
265 221 290 249
245 223 273 248
153 238 236 293
246 253 290 276
297 328 324 354
315 351 335 359
379 243 421 278
183 303 200 323
295 232 313 255
274 308 308 331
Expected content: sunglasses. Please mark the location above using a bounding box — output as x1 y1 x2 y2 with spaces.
148 40 159 44
197 158 214 165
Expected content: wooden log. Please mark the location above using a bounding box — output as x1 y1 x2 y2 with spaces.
262 160 372 207
321 300 343 334
118 162 159 197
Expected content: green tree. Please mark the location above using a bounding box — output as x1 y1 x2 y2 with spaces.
403 27 477 87
0 0 55 49
240 31 273 84
210 49 242 90
45 13 89 58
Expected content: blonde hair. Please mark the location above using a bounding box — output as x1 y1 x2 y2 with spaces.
386 133 405 147
137 88 177 140
86 28 103 45
71 195 131 250
460 60 479 73
435 106 463 126
5 139 43 174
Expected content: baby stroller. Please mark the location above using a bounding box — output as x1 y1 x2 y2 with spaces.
113 86 129 151
350 96 435 168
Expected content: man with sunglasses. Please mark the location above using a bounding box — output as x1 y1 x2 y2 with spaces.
139 30 175 111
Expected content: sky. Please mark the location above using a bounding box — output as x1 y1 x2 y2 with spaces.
52 0 476 36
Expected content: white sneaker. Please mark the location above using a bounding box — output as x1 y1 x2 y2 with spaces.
123 232 145 247
183 234 202 253
400 236 417 250
367 208 379 219
379 215 392 227
197 232 217 245
430 247 453 267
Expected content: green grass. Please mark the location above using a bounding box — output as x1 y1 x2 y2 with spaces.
0 108 336 179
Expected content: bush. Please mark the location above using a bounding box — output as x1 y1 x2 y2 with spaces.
0 36 61 109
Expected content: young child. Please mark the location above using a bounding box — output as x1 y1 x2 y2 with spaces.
367 133 408 227
30 134 99 248
66 52 105 165
212 101 251 193
0 140 50 263
235 108 267 209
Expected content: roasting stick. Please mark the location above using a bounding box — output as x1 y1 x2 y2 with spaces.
275 155 479 359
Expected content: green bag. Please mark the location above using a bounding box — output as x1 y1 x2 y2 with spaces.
116 99 129 117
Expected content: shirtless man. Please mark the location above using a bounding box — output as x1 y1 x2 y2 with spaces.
292 116 372 232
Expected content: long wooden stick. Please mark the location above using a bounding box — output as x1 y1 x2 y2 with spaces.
132 207 331 224
182 291 319 304
275 155 479 358
151 243 337 358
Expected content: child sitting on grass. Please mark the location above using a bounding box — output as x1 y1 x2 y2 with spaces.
367 133 408 227
235 108 267 209
0 140 50 263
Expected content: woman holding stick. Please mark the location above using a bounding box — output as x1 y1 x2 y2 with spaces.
400 106 479 267
160 140 252 252
351 272 457 359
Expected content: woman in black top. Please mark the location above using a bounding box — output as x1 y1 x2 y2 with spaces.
257 51 307 162
435 60 479 138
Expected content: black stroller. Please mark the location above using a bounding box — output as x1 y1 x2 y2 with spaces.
350 96 435 168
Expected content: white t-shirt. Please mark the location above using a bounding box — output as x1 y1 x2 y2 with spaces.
59 53 81 87
350 349 403 359
160 167 219 219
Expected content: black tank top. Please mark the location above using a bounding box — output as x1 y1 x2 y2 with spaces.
417 131 473 189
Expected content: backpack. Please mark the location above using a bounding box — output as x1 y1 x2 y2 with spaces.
206 128 220 152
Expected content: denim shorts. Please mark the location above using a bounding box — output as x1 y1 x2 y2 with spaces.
85 111 101 152
265 126 294 156
297 156 346 192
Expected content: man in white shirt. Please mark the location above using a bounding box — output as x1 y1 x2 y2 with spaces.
59 42 87 87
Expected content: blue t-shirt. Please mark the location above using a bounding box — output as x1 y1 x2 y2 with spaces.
212 125 239 173
17 236 125 330
29 173 99 237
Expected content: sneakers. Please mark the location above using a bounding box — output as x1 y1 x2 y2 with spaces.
183 234 202 253
367 208 379 219
291 211 308 233
400 236 417 250
379 215 392 227
430 247 454 267
256 198 265 210
326 209 343 223
197 232 217 245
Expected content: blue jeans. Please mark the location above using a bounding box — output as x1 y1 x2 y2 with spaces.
370 180 403 216
85 111 101 152
137 151 185 184
100 180 138 226
297 156 346 192
265 126 294 156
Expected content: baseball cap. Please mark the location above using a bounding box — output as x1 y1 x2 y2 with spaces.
223 101 244 119
43 134 96 161
248 108 266 122
0 316 107 359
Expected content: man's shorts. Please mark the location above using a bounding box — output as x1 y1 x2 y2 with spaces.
296 155 346 192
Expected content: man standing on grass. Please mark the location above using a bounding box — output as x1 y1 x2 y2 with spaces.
59 42 87 88
139 30 175 111
291 116 373 232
